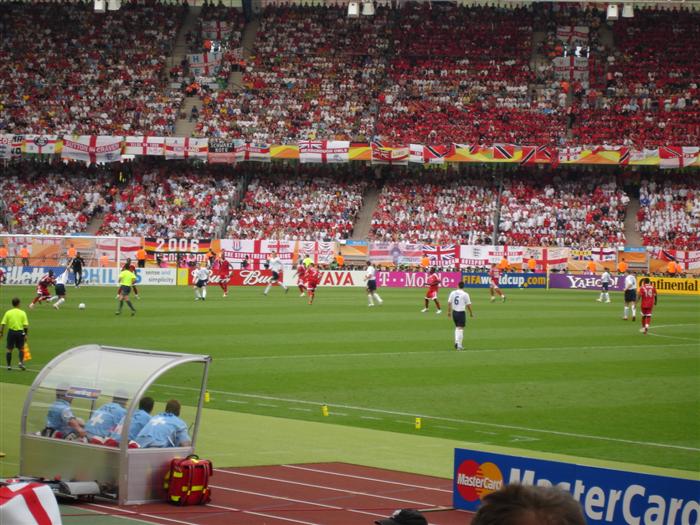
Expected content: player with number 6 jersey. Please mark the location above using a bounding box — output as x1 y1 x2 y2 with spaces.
447 282 474 351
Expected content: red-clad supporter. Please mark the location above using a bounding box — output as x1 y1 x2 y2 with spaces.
369 169 497 245
497 171 629 248
97 163 239 239
226 165 369 241
637 175 700 250
0 3 185 136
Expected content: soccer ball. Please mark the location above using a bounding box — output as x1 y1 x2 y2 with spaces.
78 303 86 310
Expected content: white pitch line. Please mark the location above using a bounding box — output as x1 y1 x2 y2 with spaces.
210 342 697 361
289 407 312 412
281 464 452 493
360 415 382 420
214 469 439 507
648 332 699 343
160 386 700 452
258 403 279 408
650 324 698 330
226 399 248 404
435 425 458 431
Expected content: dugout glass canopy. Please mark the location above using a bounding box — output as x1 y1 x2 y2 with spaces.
20 344 212 504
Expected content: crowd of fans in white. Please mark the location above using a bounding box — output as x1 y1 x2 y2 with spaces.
97 165 239 239
2 161 700 250
369 171 497 245
637 175 700 250
226 166 368 241
0 3 185 136
498 173 629 248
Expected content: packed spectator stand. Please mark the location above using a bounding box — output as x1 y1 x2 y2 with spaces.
226 165 369 241
0 2 185 136
97 163 240 239
637 174 700 251
369 170 498 245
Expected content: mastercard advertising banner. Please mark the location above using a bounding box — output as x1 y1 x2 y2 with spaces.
453 448 699 524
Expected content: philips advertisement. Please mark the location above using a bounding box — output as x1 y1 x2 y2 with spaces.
1 266 176 286
453 448 700 525
461 272 547 289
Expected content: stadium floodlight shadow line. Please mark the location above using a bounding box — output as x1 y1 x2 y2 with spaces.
157 383 700 453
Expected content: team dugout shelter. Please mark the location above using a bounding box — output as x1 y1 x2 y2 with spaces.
20 345 211 504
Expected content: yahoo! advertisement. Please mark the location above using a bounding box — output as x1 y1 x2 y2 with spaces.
454 448 699 525
549 273 625 291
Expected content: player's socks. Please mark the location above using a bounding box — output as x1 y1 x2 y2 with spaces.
118 301 124 312
48 295 58 302
367 296 374 306
127 300 135 311
623 306 629 319
202 288 207 300
373 293 383 304
631 307 636 319
54 298 65 308
6 351 11 368
264 284 272 295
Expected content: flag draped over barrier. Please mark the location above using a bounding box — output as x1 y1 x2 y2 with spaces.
1 134 698 167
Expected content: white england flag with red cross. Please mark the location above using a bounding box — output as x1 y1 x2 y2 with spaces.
61 135 122 164
123 136 165 156
164 137 209 159
22 135 59 155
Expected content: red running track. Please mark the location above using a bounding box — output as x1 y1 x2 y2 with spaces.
83 462 474 525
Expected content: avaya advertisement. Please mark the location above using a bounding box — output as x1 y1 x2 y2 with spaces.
453 448 699 524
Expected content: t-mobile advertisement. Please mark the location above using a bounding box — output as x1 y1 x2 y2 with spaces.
377 272 463 288
549 273 625 291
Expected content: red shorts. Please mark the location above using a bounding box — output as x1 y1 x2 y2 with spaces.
425 289 438 300
641 307 653 316
36 286 50 297
490 280 499 289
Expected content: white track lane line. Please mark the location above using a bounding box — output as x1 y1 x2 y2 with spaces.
210 484 386 519
87 503 200 525
207 502 324 525
214 469 439 507
280 464 452 493
162 384 700 452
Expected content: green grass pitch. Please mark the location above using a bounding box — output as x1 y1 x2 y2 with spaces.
0 284 698 474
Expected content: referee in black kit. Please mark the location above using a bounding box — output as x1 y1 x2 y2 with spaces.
0 297 29 371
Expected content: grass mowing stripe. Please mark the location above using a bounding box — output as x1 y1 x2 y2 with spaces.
160 383 700 452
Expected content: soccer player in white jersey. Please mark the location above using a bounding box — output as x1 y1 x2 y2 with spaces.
193 262 211 301
622 270 637 320
364 261 383 306
263 251 289 295
51 262 72 309
447 282 474 351
597 269 612 303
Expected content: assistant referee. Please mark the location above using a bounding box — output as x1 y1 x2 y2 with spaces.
0 297 29 371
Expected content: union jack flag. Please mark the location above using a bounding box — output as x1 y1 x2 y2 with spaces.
421 244 458 267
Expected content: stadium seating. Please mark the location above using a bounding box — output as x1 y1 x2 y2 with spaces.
193 4 392 141
637 175 700 250
0 3 185 136
0 162 107 235
369 170 497 245
497 171 628 247
569 9 700 147
97 163 240 239
226 165 369 241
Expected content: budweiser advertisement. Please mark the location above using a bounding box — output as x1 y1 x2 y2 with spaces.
189 269 279 286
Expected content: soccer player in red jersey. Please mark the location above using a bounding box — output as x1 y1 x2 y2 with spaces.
489 264 506 303
636 277 658 335
217 256 232 297
295 258 307 297
305 263 320 305
29 270 55 308
421 267 442 314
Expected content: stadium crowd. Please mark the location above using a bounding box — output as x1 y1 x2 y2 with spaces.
569 10 700 147
369 171 497 245
637 175 700 250
497 172 629 247
97 163 240 239
226 166 369 241
0 162 107 235
0 2 185 136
